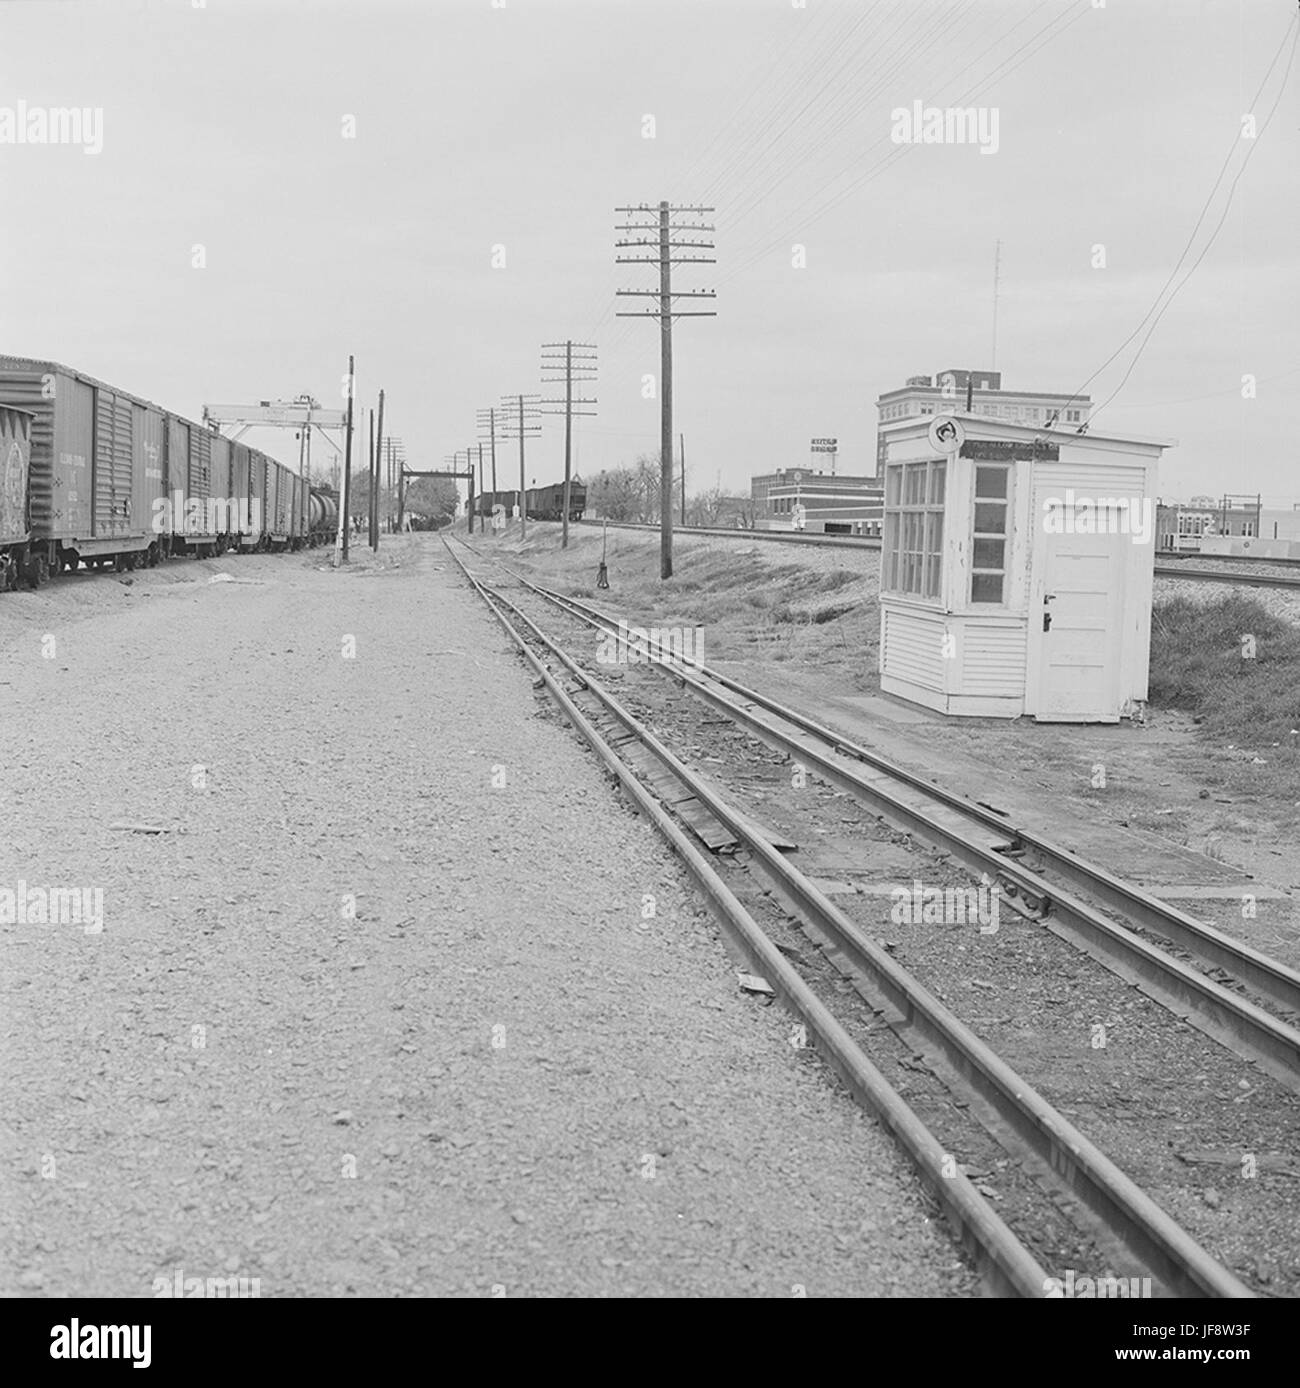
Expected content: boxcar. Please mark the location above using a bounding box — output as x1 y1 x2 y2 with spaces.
524 479 586 522
477 489 518 518
0 356 169 579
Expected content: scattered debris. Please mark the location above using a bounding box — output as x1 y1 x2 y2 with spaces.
737 972 775 996
108 822 173 834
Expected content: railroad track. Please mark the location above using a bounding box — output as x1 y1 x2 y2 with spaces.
1154 563 1300 590
575 521 1300 587
454 537 1300 1089
1156 551 1300 570
573 518 882 551
444 534 1263 1299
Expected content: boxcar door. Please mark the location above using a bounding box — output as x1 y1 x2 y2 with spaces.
165 416 190 538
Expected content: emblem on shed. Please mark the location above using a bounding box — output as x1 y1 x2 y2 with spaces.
928 414 965 454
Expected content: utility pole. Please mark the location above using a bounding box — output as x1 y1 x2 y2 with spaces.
616 201 716 578
367 407 375 548
476 406 502 519
336 354 355 567
447 451 475 534
680 432 686 526
497 394 541 541
477 443 485 525
371 389 384 552
540 340 597 549
380 437 405 532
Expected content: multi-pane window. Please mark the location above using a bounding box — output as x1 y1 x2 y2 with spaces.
883 460 944 600
971 464 1011 603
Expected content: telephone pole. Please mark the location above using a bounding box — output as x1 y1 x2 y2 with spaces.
381 437 405 532
371 388 385 551
475 406 502 520
497 394 541 541
616 202 716 579
540 340 597 549
335 354 355 567
446 450 475 534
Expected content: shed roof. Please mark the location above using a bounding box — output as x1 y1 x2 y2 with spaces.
879 411 1176 451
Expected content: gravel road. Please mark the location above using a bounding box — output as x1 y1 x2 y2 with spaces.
0 537 969 1297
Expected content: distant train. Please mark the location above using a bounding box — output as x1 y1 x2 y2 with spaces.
475 489 519 520
0 356 339 590
476 479 587 524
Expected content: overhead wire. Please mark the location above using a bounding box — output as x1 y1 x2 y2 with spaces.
1072 11 1299 426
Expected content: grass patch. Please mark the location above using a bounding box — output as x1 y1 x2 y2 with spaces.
1150 593 1300 767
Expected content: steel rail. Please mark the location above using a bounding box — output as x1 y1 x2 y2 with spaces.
1156 551 1300 570
1154 564 1300 590
445 537 1254 1299
440 538 1049 1298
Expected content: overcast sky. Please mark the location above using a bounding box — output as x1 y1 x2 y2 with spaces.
4 0 1297 504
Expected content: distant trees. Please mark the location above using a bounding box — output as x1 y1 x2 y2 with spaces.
590 456 753 528
403 476 460 526
686 486 728 527
588 467 643 522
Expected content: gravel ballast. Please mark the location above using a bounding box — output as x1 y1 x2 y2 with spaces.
0 539 970 1297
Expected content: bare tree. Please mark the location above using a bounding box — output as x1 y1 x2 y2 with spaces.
590 467 641 521
687 485 728 527
631 452 662 523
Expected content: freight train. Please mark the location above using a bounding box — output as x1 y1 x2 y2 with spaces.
0 357 339 590
475 480 587 524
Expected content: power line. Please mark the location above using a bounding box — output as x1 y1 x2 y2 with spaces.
1083 13 1300 425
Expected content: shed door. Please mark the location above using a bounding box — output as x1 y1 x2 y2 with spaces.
1034 505 1126 722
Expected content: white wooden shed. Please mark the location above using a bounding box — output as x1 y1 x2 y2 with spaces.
877 412 1174 722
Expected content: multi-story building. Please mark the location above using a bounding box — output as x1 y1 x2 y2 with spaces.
751 467 883 536
1156 497 1300 554
875 370 1091 474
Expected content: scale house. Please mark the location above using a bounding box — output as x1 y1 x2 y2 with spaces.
876 411 1173 723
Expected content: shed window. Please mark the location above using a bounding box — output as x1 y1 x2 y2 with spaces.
883 460 944 600
971 464 1011 604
